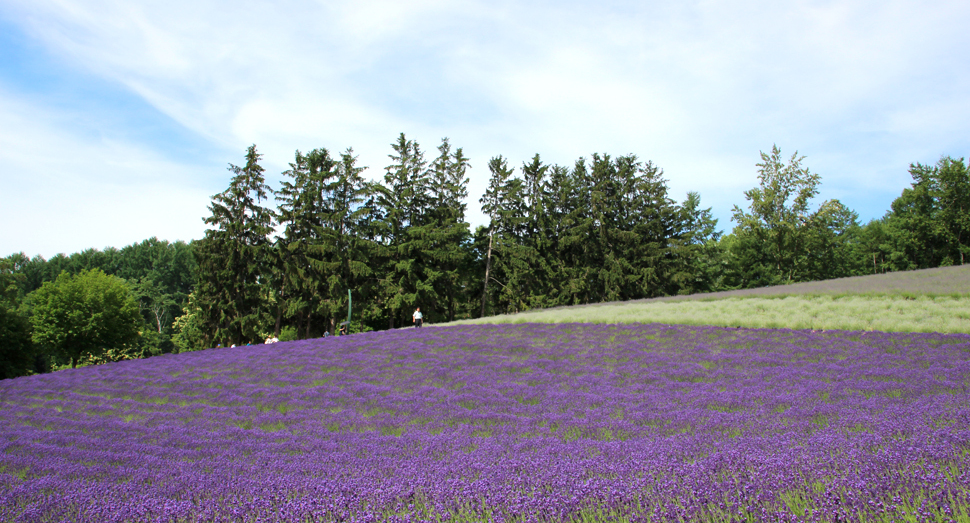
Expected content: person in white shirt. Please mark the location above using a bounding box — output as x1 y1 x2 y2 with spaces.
413 307 423 328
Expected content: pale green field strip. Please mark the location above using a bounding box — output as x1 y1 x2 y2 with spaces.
449 295 970 333
643 264 970 301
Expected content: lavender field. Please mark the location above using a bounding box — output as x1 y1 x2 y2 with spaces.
2 323 970 522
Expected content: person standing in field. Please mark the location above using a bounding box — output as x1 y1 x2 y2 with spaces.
413 307 423 328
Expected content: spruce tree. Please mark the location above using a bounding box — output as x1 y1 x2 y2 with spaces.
625 156 680 298
427 138 471 322
554 158 596 305
311 149 375 334
669 192 721 294
517 154 551 308
375 133 432 327
275 148 335 338
488 171 529 314
195 145 275 346
479 155 517 316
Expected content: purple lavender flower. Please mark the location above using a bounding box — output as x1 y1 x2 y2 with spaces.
1 324 968 522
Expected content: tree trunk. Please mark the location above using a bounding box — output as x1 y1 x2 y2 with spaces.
480 228 494 318
153 306 164 333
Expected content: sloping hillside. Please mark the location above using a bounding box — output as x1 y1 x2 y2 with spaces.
656 264 970 300
451 265 970 332
3 324 969 521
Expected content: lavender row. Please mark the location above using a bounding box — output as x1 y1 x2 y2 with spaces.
2 323 969 522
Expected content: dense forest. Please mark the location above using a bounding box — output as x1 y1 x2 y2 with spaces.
2 135 968 379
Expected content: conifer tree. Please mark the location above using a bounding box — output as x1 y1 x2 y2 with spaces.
195 145 275 346
311 149 375 334
376 133 432 327
488 172 529 314
517 154 551 308
621 155 681 298
427 138 471 322
479 155 516 316
553 158 595 305
668 191 721 294
275 148 335 337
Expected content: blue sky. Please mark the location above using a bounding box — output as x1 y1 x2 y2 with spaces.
2 0 969 258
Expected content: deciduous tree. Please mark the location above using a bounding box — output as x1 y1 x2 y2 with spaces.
883 156 970 269
728 145 857 286
29 269 141 368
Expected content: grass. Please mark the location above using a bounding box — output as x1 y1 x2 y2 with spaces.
451 295 970 333
449 265 970 333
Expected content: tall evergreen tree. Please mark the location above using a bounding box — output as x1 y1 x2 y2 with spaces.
485 164 529 314
275 148 336 338
479 155 517 316
552 158 596 305
516 154 551 308
602 154 681 299
427 138 471 322
542 164 578 306
376 133 432 327
195 145 275 346
669 192 722 294
311 149 375 334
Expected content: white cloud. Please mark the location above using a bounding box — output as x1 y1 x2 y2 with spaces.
0 90 214 258
2 0 969 243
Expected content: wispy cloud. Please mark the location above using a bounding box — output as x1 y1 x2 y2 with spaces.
0 89 214 257
2 0 969 256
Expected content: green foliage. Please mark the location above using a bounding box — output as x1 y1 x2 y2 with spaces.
373 133 477 327
426 138 473 322
670 191 723 294
4 238 194 300
0 259 39 379
727 145 860 287
308 148 377 332
119 238 196 353
28 269 142 368
278 325 299 342
479 155 518 317
0 305 35 379
195 145 276 346
375 133 433 327
5 238 196 359
274 146 379 338
11 139 970 361
171 292 208 352
481 152 707 314
881 156 970 270
274 147 335 338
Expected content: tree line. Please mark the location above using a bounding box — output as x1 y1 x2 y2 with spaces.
1 238 195 376
2 136 968 378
